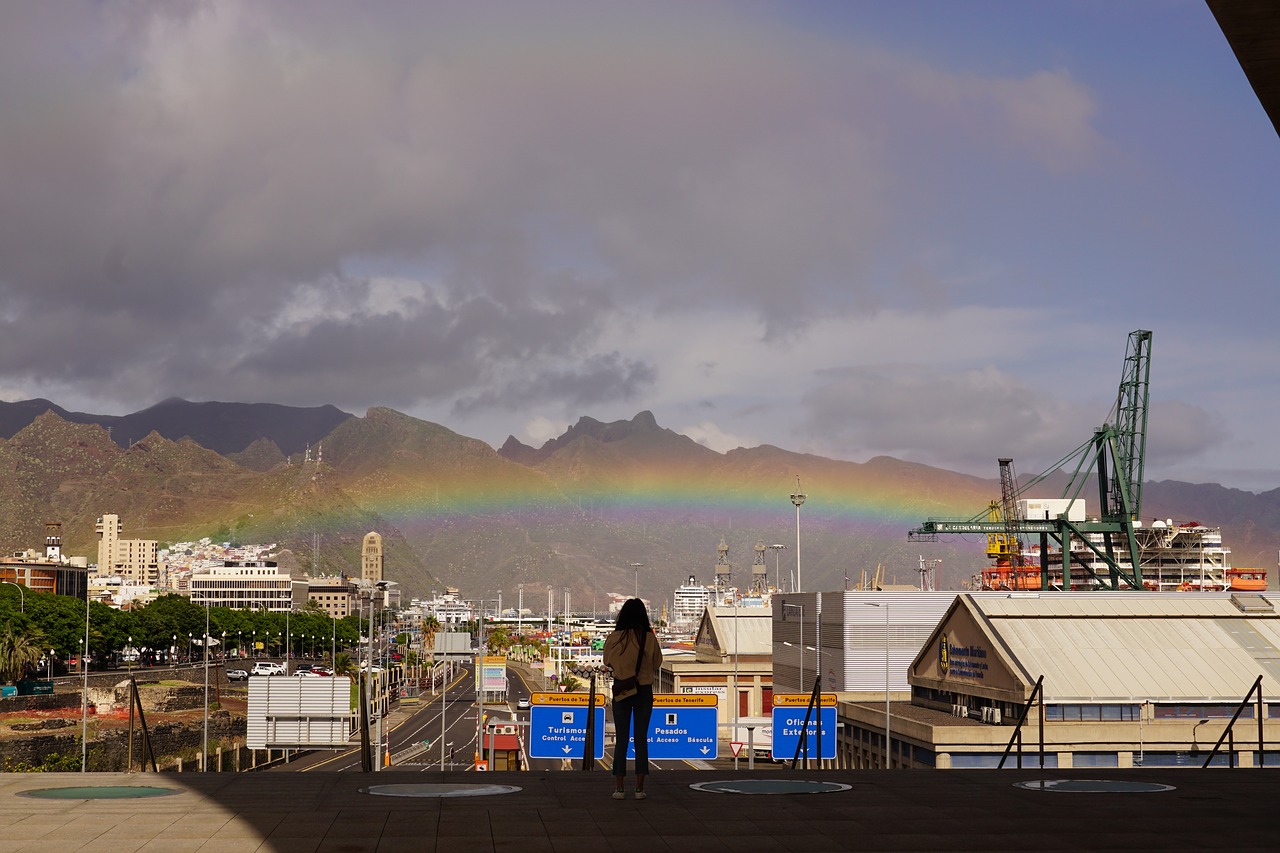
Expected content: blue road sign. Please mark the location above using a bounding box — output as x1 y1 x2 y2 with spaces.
771 705 836 761
529 702 606 760
625 701 718 760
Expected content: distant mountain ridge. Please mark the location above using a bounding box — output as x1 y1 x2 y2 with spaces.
1 400 1277 601
0 398 353 457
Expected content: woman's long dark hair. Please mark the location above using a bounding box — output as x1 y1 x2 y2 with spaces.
614 598 651 647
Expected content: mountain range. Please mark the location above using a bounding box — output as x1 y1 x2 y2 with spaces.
0 398 1277 604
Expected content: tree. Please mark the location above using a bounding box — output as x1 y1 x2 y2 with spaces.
421 615 440 651
332 651 357 677
0 623 48 683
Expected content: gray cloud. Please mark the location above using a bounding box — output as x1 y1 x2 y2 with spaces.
798 364 1228 480
0 1 1104 422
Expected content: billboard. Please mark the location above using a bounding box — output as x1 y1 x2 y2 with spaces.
482 655 507 693
246 676 354 750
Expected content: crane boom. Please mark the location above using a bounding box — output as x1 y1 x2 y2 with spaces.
909 329 1153 591
1107 329 1153 521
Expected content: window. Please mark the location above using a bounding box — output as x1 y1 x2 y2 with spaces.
1154 704 1253 720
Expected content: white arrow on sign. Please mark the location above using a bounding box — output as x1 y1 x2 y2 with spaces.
700 746 710 755
562 745 573 754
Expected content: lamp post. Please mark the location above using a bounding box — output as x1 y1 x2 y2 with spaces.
172 634 177 666
630 563 644 599
203 603 210 771
1 580 24 612
780 603 805 692
768 546 786 592
862 602 891 770
81 596 90 772
790 478 806 592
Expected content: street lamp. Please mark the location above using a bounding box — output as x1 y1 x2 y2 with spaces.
790 478 806 592
1 580 24 612
780 603 805 692
630 563 644 599
203 603 210 771
768 545 786 592
862 602 891 770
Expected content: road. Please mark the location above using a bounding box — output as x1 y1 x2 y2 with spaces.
269 661 726 774
281 664 482 773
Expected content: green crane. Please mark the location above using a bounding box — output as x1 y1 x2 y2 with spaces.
910 330 1153 590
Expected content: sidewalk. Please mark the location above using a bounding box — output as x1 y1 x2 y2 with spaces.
0 767 1276 852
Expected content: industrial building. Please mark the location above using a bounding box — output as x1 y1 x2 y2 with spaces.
835 592 1280 769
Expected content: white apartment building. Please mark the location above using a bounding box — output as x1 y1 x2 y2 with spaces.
189 561 307 612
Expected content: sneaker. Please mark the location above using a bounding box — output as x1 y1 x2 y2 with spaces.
634 791 647 800
612 790 625 800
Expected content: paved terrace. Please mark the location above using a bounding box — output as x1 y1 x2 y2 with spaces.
0 768 1275 852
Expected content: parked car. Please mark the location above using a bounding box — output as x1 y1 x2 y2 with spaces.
251 662 286 676
226 669 249 682
310 666 334 676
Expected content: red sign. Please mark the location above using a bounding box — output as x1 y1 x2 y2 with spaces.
730 742 744 757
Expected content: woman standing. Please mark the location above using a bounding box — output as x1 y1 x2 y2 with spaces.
603 598 663 800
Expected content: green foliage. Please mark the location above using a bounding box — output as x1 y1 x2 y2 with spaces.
0 622 48 683
3 750 82 772
0 587 359 666
332 651 357 677
485 624 513 654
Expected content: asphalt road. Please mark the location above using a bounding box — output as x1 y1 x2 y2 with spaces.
264 661 746 775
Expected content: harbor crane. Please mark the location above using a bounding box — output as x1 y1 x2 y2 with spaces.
909 329 1153 590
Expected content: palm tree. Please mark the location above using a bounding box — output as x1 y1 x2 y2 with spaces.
331 650 358 678
0 623 47 684
421 615 440 652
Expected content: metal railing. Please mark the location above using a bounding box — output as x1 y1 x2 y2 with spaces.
997 675 1044 769
1202 674 1264 769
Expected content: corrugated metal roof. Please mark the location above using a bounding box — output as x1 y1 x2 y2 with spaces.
976 595 1253 619
969 594 1280 702
705 606 772 655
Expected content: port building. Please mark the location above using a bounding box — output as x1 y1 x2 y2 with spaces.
831 591 1280 769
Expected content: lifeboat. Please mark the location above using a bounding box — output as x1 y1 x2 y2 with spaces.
1226 568 1268 592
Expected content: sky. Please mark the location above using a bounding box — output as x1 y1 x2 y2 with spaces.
2 1 1278 491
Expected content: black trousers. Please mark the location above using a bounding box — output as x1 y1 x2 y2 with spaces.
612 685 654 776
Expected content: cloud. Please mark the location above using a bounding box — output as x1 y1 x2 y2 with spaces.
680 421 757 453
0 0 1109 423
521 416 570 446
